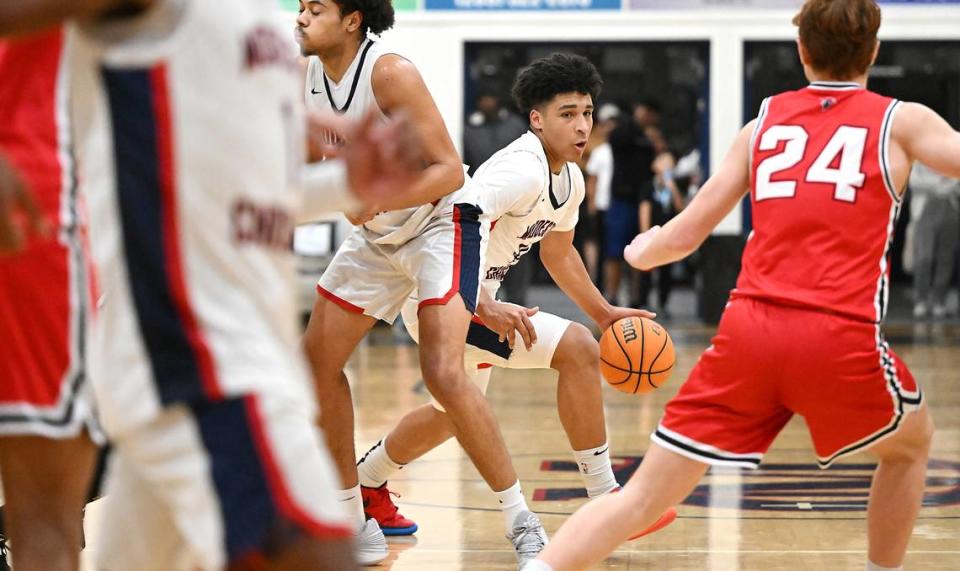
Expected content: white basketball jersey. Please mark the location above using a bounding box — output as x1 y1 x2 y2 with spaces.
304 37 389 122
304 39 472 245
473 132 584 294
70 0 314 436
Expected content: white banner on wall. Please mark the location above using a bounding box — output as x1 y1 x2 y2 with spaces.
629 0 958 8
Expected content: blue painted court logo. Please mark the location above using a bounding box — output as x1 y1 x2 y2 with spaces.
534 456 960 511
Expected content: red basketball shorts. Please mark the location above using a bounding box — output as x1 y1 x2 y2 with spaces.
652 297 922 469
0 231 96 439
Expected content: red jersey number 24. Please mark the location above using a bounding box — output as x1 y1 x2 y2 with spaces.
755 125 868 203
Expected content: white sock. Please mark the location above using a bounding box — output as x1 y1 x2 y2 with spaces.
574 442 618 498
522 561 555 571
867 562 902 571
357 438 403 488
337 485 366 530
495 481 529 534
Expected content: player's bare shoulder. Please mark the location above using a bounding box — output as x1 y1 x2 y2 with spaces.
890 101 929 147
371 53 426 112
890 101 947 154
890 101 960 180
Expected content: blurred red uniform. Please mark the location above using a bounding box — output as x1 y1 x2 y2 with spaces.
0 28 97 438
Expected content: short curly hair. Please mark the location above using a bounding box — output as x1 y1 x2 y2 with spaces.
512 53 603 115
332 0 395 36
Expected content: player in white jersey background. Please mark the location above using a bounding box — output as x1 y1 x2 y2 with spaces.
295 1 547 565
3 1 433 569
356 55 674 566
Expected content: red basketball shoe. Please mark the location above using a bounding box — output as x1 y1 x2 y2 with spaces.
361 483 419 536
629 506 678 540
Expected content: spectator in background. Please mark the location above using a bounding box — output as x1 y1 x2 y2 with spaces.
463 87 528 175
582 103 620 287
909 162 960 319
603 99 666 307
636 151 690 319
463 86 532 305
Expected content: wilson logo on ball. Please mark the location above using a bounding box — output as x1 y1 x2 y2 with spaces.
620 318 638 342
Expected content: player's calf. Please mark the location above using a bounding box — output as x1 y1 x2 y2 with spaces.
865 405 934 569
551 323 618 497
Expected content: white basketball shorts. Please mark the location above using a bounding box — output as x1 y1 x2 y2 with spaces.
401 299 572 410
317 203 488 324
95 391 351 571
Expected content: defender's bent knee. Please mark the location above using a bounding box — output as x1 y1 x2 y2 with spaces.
871 407 934 464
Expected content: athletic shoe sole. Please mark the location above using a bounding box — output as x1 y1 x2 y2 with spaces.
381 523 419 536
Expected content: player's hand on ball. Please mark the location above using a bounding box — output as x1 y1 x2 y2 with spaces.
477 299 539 351
623 225 661 270
598 305 656 333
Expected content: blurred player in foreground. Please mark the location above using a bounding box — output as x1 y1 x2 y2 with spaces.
1 1 426 569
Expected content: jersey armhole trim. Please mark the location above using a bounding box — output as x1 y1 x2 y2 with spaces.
748 96 772 183
879 99 902 203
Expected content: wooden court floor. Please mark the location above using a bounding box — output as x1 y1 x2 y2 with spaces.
81 321 960 570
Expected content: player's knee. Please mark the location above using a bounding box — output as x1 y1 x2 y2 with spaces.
421 359 462 385
426 385 465 411
875 409 935 464
421 363 470 404
916 409 935 449
903 409 935 456
552 323 600 372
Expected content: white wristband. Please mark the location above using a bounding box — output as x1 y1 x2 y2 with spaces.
299 160 360 221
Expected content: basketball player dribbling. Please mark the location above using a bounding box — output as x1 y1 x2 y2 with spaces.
356 55 675 562
526 1 958 570
3 1 429 569
296 1 545 564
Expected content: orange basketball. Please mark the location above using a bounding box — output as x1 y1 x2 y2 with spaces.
599 316 675 394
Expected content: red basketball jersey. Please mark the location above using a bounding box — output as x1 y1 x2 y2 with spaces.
734 81 902 323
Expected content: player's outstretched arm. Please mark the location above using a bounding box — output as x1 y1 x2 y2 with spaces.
540 230 654 330
895 102 960 180
371 54 465 210
0 0 153 35
624 121 753 271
